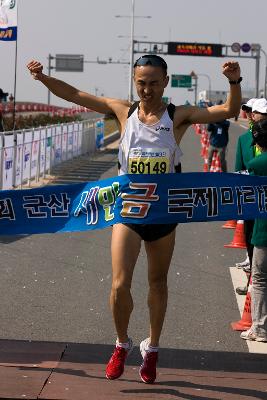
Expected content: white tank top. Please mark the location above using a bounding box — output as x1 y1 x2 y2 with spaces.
118 103 183 175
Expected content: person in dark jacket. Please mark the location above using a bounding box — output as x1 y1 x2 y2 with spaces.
207 119 230 172
240 118 267 342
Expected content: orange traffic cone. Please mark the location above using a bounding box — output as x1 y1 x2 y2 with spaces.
200 131 208 157
231 276 252 331
224 220 247 249
222 220 237 229
196 124 202 135
203 158 209 172
209 152 217 172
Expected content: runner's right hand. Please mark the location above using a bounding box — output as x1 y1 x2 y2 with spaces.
27 60 44 80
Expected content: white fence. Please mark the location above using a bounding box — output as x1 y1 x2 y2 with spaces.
0 118 101 190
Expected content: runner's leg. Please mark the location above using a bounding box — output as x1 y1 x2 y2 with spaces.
145 229 176 347
110 223 142 343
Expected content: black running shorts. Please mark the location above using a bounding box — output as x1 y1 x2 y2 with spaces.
123 223 177 242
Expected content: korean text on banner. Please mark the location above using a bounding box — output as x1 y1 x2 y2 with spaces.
0 0 17 41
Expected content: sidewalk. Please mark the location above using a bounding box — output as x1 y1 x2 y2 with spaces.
1 338 267 399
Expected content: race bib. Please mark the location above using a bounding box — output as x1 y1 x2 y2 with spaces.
128 148 170 174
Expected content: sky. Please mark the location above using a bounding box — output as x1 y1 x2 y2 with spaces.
1 0 267 107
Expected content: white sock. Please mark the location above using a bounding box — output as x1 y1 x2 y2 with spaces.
147 344 159 352
116 339 130 349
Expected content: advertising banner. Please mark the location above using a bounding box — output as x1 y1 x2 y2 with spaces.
30 129 40 179
23 130 32 182
2 134 14 189
0 0 17 41
0 172 266 236
14 131 23 187
67 123 73 160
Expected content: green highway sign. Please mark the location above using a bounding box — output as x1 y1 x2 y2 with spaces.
171 74 192 88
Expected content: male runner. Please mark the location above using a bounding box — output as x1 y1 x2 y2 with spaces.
27 55 241 383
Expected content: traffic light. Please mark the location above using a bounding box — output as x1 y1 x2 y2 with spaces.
0 88 9 102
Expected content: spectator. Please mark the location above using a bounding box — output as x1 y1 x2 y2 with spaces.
240 118 267 342
207 119 230 172
235 98 267 295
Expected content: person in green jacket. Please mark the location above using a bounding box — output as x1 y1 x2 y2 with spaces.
234 99 257 293
235 99 267 296
235 98 256 173
241 118 267 342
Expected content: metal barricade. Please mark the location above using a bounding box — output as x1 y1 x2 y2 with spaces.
0 118 101 190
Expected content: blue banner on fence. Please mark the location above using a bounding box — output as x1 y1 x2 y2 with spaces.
0 172 266 236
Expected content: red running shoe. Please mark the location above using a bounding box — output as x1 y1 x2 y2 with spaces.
139 338 158 384
106 338 133 380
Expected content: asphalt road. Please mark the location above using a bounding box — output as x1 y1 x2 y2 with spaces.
0 119 257 355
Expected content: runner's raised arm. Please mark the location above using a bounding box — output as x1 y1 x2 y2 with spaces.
27 60 130 117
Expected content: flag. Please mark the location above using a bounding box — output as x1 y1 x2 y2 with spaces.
0 0 17 41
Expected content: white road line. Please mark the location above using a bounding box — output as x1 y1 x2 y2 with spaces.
229 267 267 353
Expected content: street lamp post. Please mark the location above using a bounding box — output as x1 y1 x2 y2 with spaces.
115 0 151 102
260 48 267 98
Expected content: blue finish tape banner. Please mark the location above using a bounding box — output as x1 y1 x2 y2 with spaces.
0 172 267 235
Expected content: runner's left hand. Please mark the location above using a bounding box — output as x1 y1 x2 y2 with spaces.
222 61 241 81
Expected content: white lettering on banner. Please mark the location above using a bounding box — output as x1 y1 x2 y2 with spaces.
121 183 159 218
168 187 219 218
0 198 15 220
168 185 267 218
23 193 70 218
74 183 120 225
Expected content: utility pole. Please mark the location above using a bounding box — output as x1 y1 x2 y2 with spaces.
115 1 151 102
47 54 53 107
260 48 267 98
255 47 260 97
128 0 135 102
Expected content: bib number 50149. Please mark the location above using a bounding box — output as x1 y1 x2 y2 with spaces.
130 160 167 174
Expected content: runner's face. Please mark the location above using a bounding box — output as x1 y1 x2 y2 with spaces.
133 66 169 104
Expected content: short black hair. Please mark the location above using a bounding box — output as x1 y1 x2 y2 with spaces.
252 119 267 148
134 54 168 74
